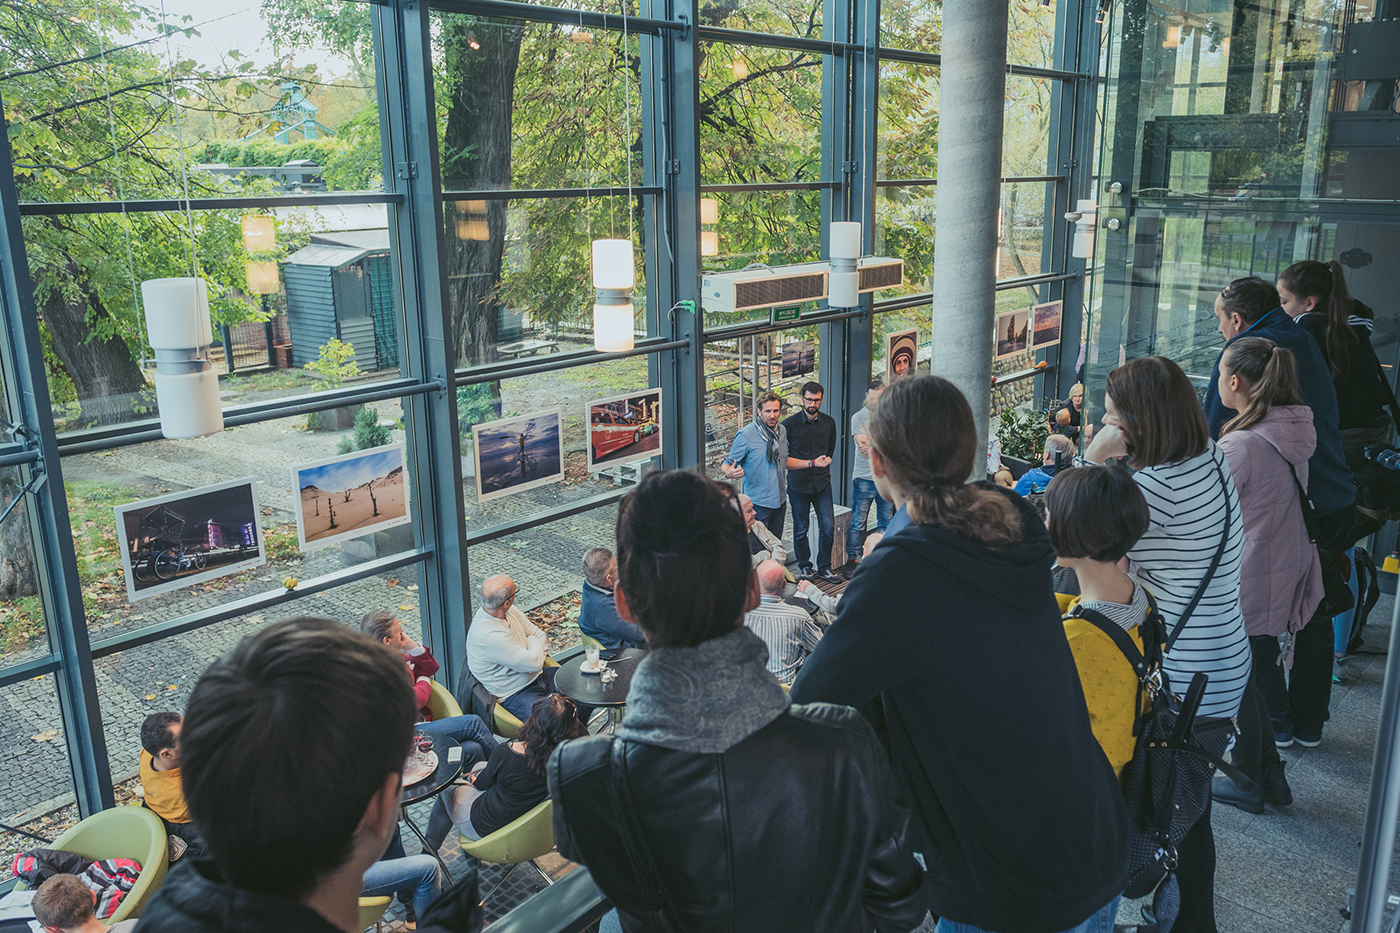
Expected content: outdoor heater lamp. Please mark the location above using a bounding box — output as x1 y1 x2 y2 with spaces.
828 221 861 308
140 277 224 439
591 238 635 353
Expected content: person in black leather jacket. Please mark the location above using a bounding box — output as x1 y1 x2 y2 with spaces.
547 470 927 933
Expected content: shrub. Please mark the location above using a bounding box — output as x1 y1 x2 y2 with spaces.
338 405 393 454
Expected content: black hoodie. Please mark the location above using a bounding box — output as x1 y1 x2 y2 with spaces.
791 486 1127 933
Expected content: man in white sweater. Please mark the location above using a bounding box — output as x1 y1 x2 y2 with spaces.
466 574 555 720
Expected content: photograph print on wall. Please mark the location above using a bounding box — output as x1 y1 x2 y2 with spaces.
1032 300 1064 349
780 339 816 379
886 329 918 383
587 389 663 472
292 443 410 552
473 409 565 502
994 308 1031 361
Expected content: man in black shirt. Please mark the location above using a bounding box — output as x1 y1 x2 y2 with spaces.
783 381 840 582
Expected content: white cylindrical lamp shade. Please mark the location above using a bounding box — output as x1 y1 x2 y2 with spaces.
591 239 636 290
153 370 223 439
141 277 213 349
593 302 634 352
246 261 279 295
701 230 719 257
700 198 719 225
830 222 862 260
241 215 276 252
1071 199 1098 260
829 271 859 309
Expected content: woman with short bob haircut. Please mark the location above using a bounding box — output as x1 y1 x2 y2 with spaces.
1085 355 1250 933
793 375 1129 933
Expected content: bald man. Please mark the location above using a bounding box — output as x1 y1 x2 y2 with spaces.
743 559 824 686
467 574 556 720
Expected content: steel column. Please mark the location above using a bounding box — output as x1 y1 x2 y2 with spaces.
929 1 1009 473
375 0 473 686
0 97 114 814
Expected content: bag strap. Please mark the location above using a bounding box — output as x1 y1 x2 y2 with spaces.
1166 454 1232 652
607 739 685 927
1285 461 1320 543
1073 606 1149 677
1161 673 1256 791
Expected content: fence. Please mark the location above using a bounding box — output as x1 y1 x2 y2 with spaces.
221 315 290 373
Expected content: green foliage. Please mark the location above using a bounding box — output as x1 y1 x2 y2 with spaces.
998 404 1054 462
337 405 392 454
456 382 501 437
304 339 360 389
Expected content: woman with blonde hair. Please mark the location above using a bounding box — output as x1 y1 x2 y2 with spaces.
793 375 1128 933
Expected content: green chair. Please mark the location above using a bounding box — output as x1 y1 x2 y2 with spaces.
579 633 604 651
493 704 524 739
15 806 169 923
427 679 464 721
358 895 392 932
459 799 556 906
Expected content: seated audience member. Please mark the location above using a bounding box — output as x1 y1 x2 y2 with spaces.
138 712 206 860
362 609 498 768
791 375 1127 933
136 617 479 933
1014 434 1076 496
466 575 557 721
30 873 137 933
1045 466 1153 778
361 853 441 925
1050 383 1084 441
738 493 786 568
425 694 587 850
744 560 824 685
579 547 646 649
548 470 926 932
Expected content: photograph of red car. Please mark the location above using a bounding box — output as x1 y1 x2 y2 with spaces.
587 388 663 471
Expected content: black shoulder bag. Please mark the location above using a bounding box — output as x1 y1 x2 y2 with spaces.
1287 461 1354 618
604 738 686 930
1071 455 1251 933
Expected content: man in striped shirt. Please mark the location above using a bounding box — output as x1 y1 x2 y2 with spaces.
744 560 823 685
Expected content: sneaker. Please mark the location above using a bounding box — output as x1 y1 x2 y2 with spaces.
1334 656 1352 686
1294 730 1322 748
1274 728 1294 748
1212 773 1264 814
404 903 417 931
817 569 843 584
797 565 815 578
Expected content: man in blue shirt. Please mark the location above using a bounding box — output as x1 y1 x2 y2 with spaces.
721 391 789 539
1013 434 1075 496
578 547 646 649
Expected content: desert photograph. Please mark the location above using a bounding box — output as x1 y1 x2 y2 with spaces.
293 444 410 550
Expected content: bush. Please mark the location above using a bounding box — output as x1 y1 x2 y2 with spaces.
998 404 1054 462
304 338 360 389
338 405 393 454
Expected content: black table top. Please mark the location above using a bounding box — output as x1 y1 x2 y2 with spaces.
401 733 464 805
554 648 649 709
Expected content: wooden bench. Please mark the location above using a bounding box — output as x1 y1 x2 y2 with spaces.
497 339 559 359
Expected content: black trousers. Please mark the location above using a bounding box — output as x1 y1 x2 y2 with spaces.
1174 797 1217 933
1232 668 1281 781
1252 621 1334 738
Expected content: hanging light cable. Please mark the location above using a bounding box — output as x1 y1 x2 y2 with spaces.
591 0 636 352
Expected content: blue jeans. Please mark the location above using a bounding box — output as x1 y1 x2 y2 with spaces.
751 502 786 541
1334 547 1359 656
789 486 835 573
416 713 498 769
936 895 1120 933
363 855 442 918
848 477 892 559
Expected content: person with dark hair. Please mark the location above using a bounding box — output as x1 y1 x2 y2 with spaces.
782 380 840 581
1045 464 1151 778
135 617 478 933
1084 355 1248 931
1211 337 1322 812
793 376 1128 933
138 711 205 861
30 873 137 933
579 547 646 649
849 378 891 563
721 391 789 539
549 470 926 932
1205 275 1355 749
424 693 587 849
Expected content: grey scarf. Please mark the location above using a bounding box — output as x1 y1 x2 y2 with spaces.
752 416 787 501
615 627 790 754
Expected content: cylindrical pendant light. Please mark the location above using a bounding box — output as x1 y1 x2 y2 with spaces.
591 239 635 352
700 230 719 257
140 277 224 439
700 198 719 225
828 221 861 308
246 261 280 295
241 215 275 252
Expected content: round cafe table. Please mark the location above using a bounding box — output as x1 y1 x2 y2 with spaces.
554 648 648 730
400 732 464 879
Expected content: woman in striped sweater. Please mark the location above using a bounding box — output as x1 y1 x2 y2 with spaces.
1085 355 1249 933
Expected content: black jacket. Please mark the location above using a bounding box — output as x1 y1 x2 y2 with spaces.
548 703 927 932
791 487 1128 933
136 859 480 933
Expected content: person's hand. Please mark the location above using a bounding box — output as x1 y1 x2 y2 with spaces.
796 580 817 597
1085 424 1129 463
862 532 884 558
815 455 832 468
723 462 744 479
854 437 870 456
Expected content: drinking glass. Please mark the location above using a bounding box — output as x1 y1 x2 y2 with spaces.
585 644 600 670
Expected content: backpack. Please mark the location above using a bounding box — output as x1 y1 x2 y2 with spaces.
1073 591 1251 933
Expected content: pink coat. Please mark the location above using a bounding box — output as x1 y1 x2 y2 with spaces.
1217 405 1323 638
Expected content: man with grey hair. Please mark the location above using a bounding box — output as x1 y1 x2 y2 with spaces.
467 574 561 720
743 559 824 686
579 547 646 650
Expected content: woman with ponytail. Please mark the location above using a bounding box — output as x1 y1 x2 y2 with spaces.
792 375 1128 933
1211 337 1323 814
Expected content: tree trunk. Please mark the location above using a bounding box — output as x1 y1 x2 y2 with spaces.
41 251 150 427
0 470 38 599
442 20 525 368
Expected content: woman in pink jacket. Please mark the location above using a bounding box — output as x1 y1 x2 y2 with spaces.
1213 336 1324 813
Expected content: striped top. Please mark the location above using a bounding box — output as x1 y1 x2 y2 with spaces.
743 594 823 685
1127 442 1249 720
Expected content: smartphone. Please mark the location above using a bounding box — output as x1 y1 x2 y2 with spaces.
447 746 462 763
